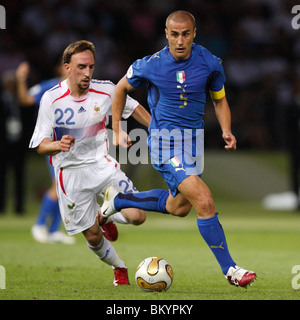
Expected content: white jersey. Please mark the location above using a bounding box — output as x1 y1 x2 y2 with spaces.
29 79 139 169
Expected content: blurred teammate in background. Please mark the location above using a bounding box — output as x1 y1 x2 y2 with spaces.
105 10 257 287
29 40 150 285
0 71 26 214
16 59 75 244
262 73 300 211
285 77 300 210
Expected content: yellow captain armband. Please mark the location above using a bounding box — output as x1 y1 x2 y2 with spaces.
209 85 225 100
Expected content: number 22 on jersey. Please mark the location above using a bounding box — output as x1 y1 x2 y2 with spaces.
55 108 75 125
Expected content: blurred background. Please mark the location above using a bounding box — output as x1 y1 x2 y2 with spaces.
0 0 299 215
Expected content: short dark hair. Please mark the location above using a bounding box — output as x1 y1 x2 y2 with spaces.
63 40 96 64
165 10 196 29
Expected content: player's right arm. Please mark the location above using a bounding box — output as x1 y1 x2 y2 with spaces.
112 75 136 148
37 135 75 155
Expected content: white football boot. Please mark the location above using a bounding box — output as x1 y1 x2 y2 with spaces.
48 231 76 244
101 186 119 218
226 265 257 288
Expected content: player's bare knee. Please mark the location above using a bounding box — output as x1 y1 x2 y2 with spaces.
177 204 191 217
83 226 103 247
196 195 215 218
86 234 102 247
169 203 191 217
129 210 146 226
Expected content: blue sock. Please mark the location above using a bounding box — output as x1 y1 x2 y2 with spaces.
114 189 169 213
49 201 62 233
36 193 57 226
197 213 235 275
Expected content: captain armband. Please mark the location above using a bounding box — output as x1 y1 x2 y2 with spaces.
209 85 225 100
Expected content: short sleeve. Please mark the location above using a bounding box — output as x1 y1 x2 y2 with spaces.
207 55 226 93
29 92 54 148
126 58 148 88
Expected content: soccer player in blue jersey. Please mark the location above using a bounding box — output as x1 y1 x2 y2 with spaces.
103 10 257 287
16 60 75 244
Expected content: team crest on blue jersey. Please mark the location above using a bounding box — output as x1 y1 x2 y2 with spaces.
127 65 133 78
176 71 185 84
152 52 160 59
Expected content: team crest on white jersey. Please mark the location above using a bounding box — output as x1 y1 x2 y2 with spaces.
93 101 101 122
176 71 186 84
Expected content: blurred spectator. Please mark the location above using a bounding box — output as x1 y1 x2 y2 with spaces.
284 74 300 209
0 70 27 214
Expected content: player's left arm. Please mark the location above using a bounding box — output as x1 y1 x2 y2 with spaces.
112 76 135 130
212 94 237 151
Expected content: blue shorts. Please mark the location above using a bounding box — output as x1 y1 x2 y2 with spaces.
149 128 204 197
152 157 202 197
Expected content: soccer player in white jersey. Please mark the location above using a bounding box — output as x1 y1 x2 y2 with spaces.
29 40 151 285
16 59 74 244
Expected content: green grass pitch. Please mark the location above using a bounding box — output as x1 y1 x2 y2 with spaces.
0 151 300 300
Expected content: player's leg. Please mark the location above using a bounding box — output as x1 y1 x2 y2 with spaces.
109 171 147 225
57 165 129 286
83 221 125 267
178 175 235 273
178 175 256 286
177 174 215 219
101 162 192 217
97 207 145 241
97 167 147 241
46 178 75 244
165 192 192 217
119 208 146 225
83 221 129 286
32 181 58 243
103 174 234 274
102 187 170 216
46 162 62 235
32 158 61 243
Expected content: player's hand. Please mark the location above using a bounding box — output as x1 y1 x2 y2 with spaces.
60 135 75 152
223 132 237 151
113 130 132 148
16 61 30 82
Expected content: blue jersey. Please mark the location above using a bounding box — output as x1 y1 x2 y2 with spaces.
126 44 226 196
29 77 61 107
126 43 226 132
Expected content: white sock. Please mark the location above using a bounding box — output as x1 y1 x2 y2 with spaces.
108 211 129 224
87 238 126 268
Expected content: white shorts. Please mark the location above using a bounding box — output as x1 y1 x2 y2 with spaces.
55 155 138 235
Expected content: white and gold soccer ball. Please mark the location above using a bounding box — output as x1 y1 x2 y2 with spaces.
135 257 173 292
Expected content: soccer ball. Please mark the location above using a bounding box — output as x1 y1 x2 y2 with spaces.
135 257 173 292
